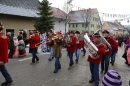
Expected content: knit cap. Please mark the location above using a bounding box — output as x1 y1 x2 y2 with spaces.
102 70 122 86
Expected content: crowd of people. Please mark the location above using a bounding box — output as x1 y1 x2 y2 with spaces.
1 22 130 86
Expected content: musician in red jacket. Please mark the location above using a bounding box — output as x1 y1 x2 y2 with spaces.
87 33 105 86
101 30 116 74
0 24 13 85
110 35 118 66
75 31 83 64
28 30 40 64
66 31 77 69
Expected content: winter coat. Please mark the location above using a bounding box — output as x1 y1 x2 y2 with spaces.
53 39 62 58
127 48 130 64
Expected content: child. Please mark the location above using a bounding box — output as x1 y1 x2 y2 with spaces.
18 40 25 57
102 70 122 86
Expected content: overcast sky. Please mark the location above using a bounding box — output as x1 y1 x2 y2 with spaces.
40 0 130 25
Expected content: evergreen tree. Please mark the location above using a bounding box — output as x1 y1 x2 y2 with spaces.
34 0 54 33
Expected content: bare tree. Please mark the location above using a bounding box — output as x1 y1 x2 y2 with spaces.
81 9 92 31
62 1 74 33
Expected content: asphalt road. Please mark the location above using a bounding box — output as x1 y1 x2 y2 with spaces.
0 47 129 86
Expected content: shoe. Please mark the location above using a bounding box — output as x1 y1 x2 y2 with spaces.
75 61 78 64
83 54 85 56
52 57 54 59
1 81 13 86
72 62 74 66
68 66 72 70
30 62 35 65
48 58 52 61
89 79 94 83
94 84 99 86
36 60 39 63
100 70 103 74
53 70 58 73
58 67 61 70
112 63 114 66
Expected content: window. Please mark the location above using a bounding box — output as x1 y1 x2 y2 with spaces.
93 17 95 21
82 23 86 27
69 24 71 27
95 18 99 22
97 25 100 29
73 24 78 28
91 24 94 28
93 17 99 22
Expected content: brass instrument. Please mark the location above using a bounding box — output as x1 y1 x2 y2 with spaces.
75 33 84 44
64 34 72 47
94 29 112 50
50 30 63 46
84 33 100 59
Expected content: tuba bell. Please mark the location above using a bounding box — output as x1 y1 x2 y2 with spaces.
84 33 100 59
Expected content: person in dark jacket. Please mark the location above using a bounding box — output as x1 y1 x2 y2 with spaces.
17 32 23 41
7 32 16 58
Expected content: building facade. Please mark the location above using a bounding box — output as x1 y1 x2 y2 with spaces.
102 21 125 35
0 0 68 36
68 9 101 33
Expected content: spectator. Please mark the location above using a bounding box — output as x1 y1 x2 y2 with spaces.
102 70 122 86
18 40 25 57
7 32 16 58
17 32 23 41
41 32 47 52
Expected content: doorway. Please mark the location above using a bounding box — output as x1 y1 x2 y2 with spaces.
6 29 14 37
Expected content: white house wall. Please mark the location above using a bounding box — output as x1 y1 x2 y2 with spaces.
54 18 68 33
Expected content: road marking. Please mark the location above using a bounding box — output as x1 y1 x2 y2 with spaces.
18 57 32 61
18 52 50 62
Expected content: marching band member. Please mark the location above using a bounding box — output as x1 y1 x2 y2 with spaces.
28 30 40 65
53 31 63 73
75 31 83 64
87 33 105 86
110 35 118 66
101 30 116 74
0 24 13 85
47 30 55 61
81 31 86 56
66 31 77 69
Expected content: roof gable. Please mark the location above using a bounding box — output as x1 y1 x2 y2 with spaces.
102 21 125 30
0 0 39 10
0 0 67 19
102 22 113 30
69 9 95 23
